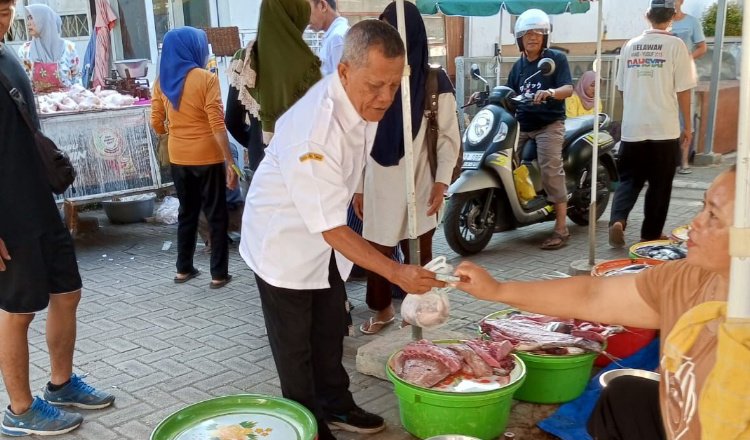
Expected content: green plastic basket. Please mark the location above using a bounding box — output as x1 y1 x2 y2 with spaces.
387 341 526 440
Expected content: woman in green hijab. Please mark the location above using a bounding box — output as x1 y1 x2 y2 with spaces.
227 0 322 145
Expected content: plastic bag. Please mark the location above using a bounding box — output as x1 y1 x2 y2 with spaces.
155 196 180 225
513 164 536 203
400 256 452 328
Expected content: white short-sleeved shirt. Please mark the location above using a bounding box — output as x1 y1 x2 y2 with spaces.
240 73 377 290
616 30 697 142
319 17 349 76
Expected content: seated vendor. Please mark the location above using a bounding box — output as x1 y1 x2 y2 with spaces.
17 4 81 91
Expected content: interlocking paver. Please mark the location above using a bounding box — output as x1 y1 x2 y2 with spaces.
0 159 732 439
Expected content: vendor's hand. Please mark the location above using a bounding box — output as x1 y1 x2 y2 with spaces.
453 261 500 301
426 183 448 216
0 238 10 272
391 264 445 294
226 166 239 190
533 89 553 104
353 193 364 220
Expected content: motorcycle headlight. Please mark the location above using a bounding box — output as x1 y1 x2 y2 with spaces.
466 109 495 145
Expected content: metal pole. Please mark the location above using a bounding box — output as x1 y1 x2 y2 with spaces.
727 0 750 319
395 0 422 340
703 0 728 154
588 0 604 266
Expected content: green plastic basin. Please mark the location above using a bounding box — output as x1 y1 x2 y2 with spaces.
387 341 526 440
513 350 598 404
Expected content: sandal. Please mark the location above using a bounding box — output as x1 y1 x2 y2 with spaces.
210 274 233 289
540 231 570 250
359 316 396 335
174 268 200 284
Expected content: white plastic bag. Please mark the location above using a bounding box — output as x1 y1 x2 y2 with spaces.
155 196 180 225
400 256 452 328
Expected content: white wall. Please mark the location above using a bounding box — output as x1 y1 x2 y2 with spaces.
466 0 718 57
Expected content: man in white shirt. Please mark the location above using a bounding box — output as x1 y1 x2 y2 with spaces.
608 0 697 248
240 20 442 440
308 0 349 76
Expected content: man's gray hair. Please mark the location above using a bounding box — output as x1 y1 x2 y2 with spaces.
341 19 405 68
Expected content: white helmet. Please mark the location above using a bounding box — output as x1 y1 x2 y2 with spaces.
514 9 552 52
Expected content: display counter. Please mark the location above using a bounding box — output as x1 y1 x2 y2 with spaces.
40 104 173 203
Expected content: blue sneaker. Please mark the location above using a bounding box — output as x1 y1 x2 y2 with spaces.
43 374 115 410
1 397 82 436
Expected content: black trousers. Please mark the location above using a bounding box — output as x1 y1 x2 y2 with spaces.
255 253 356 439
171 163 229 279
609 140 680 241
588 375 666 440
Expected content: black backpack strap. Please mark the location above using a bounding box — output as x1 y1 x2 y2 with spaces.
425 65 440 179
0 68 38 135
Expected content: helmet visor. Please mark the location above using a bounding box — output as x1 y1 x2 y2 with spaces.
516 28 548 38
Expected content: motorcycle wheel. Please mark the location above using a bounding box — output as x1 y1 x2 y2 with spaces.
567 165 611 226
443 190 495 256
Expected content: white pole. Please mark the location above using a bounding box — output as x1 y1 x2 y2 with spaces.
726 1 750 319
395 0 422 339
588 0 603 266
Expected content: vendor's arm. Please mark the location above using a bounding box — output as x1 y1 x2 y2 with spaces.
61 41 82 86
0 238 10 271
150 83 167 134
453 261 660 328
322 226 443 294
205 74 238 190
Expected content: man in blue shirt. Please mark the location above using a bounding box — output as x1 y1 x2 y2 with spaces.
506 9 573 250
308 0 349 76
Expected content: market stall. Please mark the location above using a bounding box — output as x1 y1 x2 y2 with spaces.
40 102 171 203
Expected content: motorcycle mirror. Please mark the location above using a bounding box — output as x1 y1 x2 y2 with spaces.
470 63 482 80
538 58 556 76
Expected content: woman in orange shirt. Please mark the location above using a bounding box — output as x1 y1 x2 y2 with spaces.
151 26 238 289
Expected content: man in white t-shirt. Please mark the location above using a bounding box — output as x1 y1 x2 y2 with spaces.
308 0 349 76
240 20 443 440
608 0 697 248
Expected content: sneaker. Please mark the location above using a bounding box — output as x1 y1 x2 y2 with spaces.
43 374 115 410
1 396 82 436
327 407 385 434
609 221 626 248
677 167 692 175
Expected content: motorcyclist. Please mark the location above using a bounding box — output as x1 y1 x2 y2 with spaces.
506 9 573 250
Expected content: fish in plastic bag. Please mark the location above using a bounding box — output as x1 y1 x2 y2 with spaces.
401 256 452 328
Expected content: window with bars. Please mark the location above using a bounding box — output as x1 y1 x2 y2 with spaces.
5 4 90 42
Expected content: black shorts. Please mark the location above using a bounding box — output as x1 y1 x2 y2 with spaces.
0 227 82 313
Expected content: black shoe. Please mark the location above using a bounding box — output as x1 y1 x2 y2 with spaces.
326 407 385 434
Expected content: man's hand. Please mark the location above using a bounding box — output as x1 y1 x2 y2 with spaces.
533 89 553 104
453 261 500 301
226 166 239 190
352 193 364 220
0 238 10 272
681 129 693 153
390 264 444 294
426 183 448 216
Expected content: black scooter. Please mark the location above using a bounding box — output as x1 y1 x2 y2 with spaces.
443 58 618 255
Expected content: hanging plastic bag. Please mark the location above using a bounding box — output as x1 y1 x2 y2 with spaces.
400 256 453 328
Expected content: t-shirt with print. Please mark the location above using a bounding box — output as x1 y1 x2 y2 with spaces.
506 49 572 132
0 44 63 246
636 259 727 440
616 30 697 142
671 14 705 53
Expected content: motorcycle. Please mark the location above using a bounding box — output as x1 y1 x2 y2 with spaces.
443 58 618 255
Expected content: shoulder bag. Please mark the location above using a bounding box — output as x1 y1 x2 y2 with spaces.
0 69 76 194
